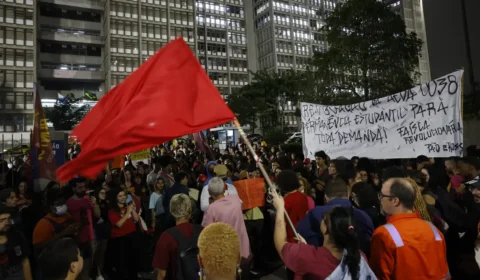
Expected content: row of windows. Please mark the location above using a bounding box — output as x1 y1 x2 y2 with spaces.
0 6 33 26
197 30 246 45
197 2 244 18
39 42 101 56
258 54 274 70
0 113 33 133
258 41 273 57
0 26 34 46
0 5 33 26
0 48 33 67
1 70 34 89
278 54 294 68
40 63 101 72
39 3 101 22
197 15 245 31
197 43 247 58
111 57 140 73
206 58 247 70
1 0 34 5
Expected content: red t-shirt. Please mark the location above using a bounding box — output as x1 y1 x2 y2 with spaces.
152 223 198 279
108 208 136 239
284 191 308 243
282 243 340 279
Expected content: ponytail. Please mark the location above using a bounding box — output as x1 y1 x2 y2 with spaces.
326 207 361 280
344 226 360 280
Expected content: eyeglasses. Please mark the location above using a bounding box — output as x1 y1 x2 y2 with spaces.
378 193 396 200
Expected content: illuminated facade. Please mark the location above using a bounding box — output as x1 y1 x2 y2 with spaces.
385 0 431 83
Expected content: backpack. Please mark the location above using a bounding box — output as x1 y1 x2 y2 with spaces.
167 224 202 280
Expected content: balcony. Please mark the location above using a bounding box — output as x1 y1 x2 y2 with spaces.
39 16 102 31
39 89 103 100
39 29 103 45
39 53 102 65
39 0 105 11
38 69 105 81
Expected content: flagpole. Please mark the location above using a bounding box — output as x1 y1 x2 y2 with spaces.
233 119 300 240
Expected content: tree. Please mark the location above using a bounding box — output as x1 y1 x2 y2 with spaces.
45 98 90 131
228 70 304 133
312 0 423 100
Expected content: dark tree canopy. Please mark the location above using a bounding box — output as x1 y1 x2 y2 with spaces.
312 0 423 100
45 99 90 131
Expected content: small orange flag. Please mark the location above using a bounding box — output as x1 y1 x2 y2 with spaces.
233 178 265 210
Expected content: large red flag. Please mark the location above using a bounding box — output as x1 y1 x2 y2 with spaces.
57 38 235 183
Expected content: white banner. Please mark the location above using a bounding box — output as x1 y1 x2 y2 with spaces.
301 70 464 159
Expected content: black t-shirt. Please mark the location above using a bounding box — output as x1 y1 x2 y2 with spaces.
0 230 30 280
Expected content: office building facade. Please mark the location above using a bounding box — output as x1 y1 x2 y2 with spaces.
0 0 257 134
386 0 431 83
0 0 431 134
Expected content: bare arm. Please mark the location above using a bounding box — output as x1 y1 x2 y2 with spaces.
22 257 33 280
157 270 166 280
274 208 288 261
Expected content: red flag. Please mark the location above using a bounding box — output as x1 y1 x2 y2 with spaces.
32 86 57 189
57 38 235 183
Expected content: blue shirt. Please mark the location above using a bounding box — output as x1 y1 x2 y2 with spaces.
296 198 374 255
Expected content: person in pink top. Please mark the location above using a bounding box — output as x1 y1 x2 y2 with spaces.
66 177 101 280
202 177 250 260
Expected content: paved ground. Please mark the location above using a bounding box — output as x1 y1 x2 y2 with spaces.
260 267 287 280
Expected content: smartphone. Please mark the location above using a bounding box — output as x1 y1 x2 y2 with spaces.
86 190 95 196
126 195 133 205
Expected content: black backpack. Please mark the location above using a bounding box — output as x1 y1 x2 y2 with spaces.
167 224 203 280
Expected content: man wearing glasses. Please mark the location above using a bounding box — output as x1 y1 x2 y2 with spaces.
369 178 450 280
0 204 33 280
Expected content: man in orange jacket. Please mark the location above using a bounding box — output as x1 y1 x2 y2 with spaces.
370 178 450 280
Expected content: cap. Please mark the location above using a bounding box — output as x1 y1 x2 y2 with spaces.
465 176 480 189
214 165 228 178
303 158 311 164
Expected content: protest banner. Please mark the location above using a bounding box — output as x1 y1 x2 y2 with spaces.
31 85 57 191
301 70 464 159
233 178 265 210
130 148 150 165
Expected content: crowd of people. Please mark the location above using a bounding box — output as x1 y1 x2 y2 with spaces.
0 139 479 280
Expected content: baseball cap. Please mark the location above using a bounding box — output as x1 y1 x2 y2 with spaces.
303 158 311 164
465 176 480 190
214 165 228 178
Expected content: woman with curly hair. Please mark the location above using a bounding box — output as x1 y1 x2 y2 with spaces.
198 223 241 280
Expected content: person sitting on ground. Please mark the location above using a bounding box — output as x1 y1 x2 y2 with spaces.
38 238 83 280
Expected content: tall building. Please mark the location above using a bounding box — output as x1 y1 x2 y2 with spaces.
0 0 35 133
0 0 257 137
254 0 334 74
385 0 431 83
37 0 106 102
0 0 432 136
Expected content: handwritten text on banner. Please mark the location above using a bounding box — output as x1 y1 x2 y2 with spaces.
301 70 464 159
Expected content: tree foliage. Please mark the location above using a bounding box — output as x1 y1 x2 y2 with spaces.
312 0 423 100
228 70 305 132
45 99 90 131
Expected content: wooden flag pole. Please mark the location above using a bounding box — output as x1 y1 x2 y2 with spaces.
233 119 300 240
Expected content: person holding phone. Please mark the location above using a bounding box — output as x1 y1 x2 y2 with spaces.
66 177 101 280
107 189 140 280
